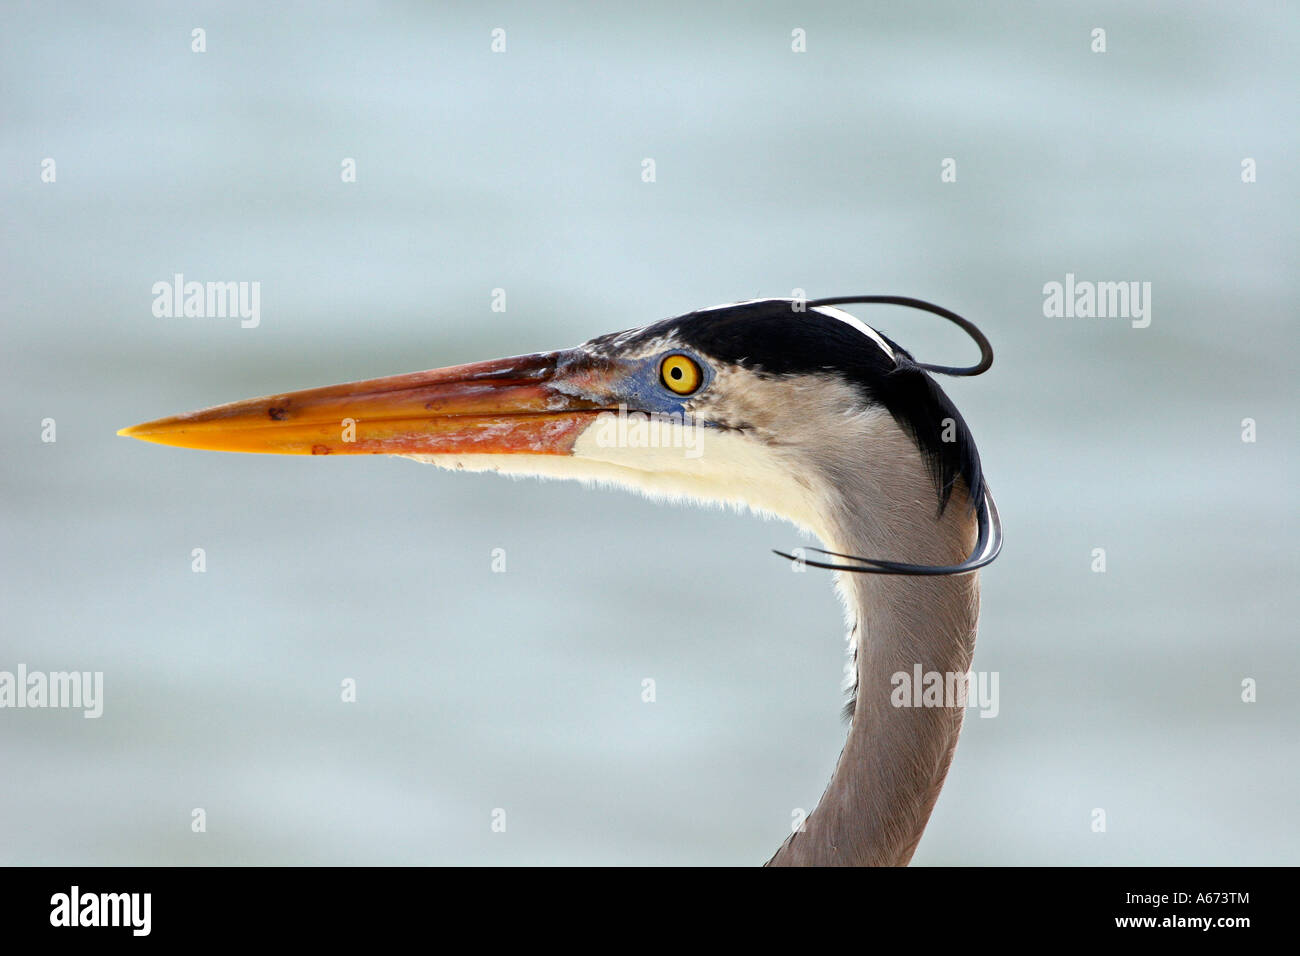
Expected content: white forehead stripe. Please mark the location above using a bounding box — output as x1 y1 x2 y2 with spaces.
812 306 896 361
694 298 897 362
811 306 894 361
697 297 773 312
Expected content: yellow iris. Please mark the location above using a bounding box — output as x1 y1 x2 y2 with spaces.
660 354 702 395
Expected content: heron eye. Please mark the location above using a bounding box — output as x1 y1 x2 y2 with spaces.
660 354 702 395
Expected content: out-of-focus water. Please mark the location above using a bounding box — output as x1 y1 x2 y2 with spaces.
1 2 1296 864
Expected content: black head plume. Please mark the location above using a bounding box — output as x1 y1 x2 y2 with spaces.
775 295 1002 577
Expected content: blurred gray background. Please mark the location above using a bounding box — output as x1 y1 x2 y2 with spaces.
2 1 1296 865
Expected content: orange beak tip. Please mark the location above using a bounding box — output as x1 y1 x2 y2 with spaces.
113 351 611 457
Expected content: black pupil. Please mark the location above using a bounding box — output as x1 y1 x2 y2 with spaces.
670 366 683 380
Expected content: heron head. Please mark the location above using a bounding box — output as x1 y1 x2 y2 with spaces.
120 298 985 540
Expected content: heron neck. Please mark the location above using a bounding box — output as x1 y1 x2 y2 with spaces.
767 489 980 867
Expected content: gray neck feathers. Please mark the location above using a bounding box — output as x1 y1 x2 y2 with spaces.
767 420 981 866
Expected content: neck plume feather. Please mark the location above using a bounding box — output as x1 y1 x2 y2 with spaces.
767 458 981 866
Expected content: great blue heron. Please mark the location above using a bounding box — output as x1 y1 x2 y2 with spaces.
120 295 1002 866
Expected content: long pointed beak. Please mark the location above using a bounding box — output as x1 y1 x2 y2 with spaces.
118 351 611 457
